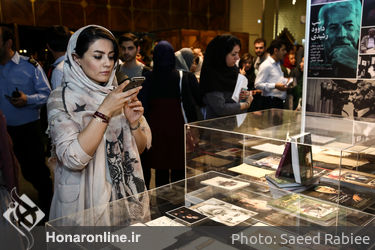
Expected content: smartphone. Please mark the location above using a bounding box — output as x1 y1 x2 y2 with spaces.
122 76 145 92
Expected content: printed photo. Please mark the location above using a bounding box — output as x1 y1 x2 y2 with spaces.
145 216 185 226
358 55 375 78
200 176 250 191
299 201 338 219
229 191 273 214
308 0 361 78
254 156 281 169
360 27 375 54
303 184 375 210
315 185 338 194
190 198 257 226
305 78 375 118
322 169 375 188
269 193 340 224
342 172 372 184
228 163 274 179
166 206 207 225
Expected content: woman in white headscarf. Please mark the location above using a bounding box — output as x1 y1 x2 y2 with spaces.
47 25 151 223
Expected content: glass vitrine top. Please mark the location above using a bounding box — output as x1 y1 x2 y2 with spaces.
188 109 375 152
46 171 375 229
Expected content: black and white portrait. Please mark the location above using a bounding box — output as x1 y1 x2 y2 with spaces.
360 27 375 54
358 55 375 78
306 78 375 118
190 198 257 226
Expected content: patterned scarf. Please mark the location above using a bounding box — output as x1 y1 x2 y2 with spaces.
48 25 150 220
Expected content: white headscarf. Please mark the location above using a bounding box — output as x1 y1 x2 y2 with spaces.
48 25 150 223
64 25 118 95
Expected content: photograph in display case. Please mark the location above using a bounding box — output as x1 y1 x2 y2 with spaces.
254 155 281 169
320 168 375 192
268 193 341 226
227 191 275 221
166 206 208 225
200 176 250 191
228 163 275 179
302 183 375 210
190 198 257 226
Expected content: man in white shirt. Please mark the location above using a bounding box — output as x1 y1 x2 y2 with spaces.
46 25 71 90
255 39 288 109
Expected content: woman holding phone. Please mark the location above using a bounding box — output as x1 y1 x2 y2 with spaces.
47 25 151 222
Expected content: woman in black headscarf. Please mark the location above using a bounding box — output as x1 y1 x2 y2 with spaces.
141 41 202 187
200 34 253 119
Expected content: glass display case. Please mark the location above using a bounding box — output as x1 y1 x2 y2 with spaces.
46 109 375 249
185 109 375 214
46 171 375 249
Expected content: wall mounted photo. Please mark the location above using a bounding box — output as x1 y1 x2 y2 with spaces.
358 54 375 78
305 78 375 118
359 27 375 54
308 0 361 78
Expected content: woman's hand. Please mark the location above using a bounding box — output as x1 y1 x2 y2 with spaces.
239 89 250 101
240 91 253 110
124 97 144 127
124 97 147 153
239 66 246 75
246 92 254 105
97 80 141 117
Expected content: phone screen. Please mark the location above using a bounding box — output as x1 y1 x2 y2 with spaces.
122 77 145 92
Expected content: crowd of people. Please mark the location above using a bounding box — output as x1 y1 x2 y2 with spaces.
0 24 304 222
